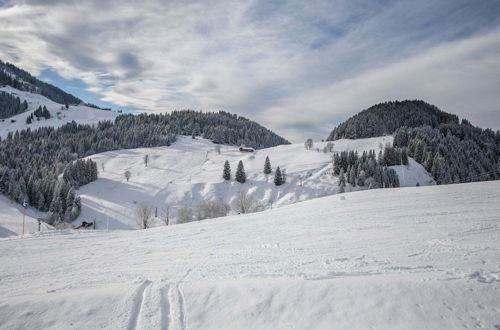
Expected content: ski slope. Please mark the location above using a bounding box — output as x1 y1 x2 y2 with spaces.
0 181 499 329
0 195 52 238
0 86 119 138
77 136 434 229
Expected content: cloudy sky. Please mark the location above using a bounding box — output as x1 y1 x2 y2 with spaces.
1 0 500 141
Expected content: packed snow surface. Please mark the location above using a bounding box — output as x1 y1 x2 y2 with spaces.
0 86 119 138
77 136 433 229
1 181 499 329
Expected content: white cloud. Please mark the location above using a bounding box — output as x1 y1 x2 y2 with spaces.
0 0 499 142
262 27 500 141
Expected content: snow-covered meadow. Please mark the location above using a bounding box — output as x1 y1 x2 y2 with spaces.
76 136 433 230
0 181 499 329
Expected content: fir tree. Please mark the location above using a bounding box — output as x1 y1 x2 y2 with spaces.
235 160 246 183
274 166 283 186
264 156 272 174
223 160 231 180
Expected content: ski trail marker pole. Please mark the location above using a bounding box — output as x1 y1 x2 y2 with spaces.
22 200 28 236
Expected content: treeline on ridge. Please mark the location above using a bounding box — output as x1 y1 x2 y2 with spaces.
327 100 500 185
0 59 82 105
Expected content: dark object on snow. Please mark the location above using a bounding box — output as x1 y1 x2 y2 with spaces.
239 147 254 153
75 221 94 229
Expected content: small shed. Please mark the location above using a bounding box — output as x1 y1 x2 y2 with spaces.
239 146 255 153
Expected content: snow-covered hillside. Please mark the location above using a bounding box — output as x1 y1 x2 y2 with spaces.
77 136 434 229
0 195 52 238
0 86 119 138
1 181 499 329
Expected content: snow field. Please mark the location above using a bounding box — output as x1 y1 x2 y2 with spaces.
77 135 433 229
0 181 498 329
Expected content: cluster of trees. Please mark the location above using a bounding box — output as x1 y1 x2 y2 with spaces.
327 100 459 140
0 59 81 105
26 105 51 123
393 123 500 184
222 156 286 186
33 105 51 119
263 156 286 186
223 160 248 183
62 159 98 187
0 91 28 119
136 190 266 229
169 110 290 149
379 144 409 166
333 149 400 190
327 100 500 185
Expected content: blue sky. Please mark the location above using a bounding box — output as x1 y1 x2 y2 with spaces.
1 0 500 141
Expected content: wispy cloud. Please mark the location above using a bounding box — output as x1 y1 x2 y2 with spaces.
1 0 499 141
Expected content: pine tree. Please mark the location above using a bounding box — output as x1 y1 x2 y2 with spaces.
264 156 272 174
274 166 283 186
349 165 357 187
235 160 246 183
65 187 75 215
223 160 231 180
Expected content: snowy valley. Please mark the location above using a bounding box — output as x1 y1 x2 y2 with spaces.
76 136 433 230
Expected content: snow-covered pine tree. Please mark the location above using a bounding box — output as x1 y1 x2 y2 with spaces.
274 166 283 186
235 160 246 183
349 165 357 187
223 160 231 180
264 156 272 174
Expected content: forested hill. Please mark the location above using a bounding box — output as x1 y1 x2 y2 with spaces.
327 100 500 185
0 110 289 223
327 100 459 140
0 59 81 105
170 110 290 149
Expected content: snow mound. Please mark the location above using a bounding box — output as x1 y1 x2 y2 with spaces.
77 135 433 229
0 86 119 138
0 181 499 329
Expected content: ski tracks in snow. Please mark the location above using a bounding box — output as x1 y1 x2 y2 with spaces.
127 270 192 330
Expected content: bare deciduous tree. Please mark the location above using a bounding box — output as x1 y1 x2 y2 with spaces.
177 206 194 224
124 170 131 182
101 162 105 172
196 200 230 220
231 191 264 214
135 202 154 229
143 154 149 167
161 205 171 226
